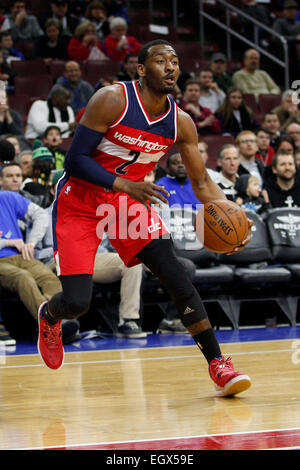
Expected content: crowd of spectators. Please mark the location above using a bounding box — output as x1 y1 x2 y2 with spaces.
1 0 300 343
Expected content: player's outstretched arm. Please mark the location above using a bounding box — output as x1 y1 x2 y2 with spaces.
176 109 225 204
177 109 252 251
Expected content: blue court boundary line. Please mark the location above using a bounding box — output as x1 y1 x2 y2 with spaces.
2 325 300 357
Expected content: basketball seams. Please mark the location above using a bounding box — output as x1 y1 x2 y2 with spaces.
203 216 237 248
212 200 239 242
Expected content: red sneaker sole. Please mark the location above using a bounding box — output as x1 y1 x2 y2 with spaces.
214 374 251 397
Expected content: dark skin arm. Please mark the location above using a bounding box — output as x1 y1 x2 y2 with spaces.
176 109 252 252
80 84 170 209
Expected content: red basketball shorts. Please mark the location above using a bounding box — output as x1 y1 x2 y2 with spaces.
52 176 169 276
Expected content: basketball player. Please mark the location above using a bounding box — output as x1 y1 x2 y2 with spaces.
38 40 252 397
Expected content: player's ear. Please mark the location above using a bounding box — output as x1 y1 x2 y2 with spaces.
137 64 146 77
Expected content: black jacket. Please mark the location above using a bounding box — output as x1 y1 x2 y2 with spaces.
264 177 300 208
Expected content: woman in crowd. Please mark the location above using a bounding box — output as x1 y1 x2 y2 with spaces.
216 87 259 136
104 16 141 62
67 20 108 61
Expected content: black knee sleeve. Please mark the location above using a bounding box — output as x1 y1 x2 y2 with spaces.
138 238 207 326
49 274 93 320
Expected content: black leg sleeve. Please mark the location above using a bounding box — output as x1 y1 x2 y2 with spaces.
137 238 208 327
49 274 93 321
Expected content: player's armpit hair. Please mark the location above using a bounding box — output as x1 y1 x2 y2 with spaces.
64 123 117 189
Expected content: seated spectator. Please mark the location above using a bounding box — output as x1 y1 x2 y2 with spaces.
15 149 32 181
286 122 300 150
43 125 66 169
35 18 69 64
5 135 21 156
115 53 139 82
235 174 271 215
216 144 240 201
236 130 265 188
104 16 141 62
196 67 226 113
273 90 300 132
0 90 23 136
67 20 108 61
155 152 202 210
261 112 283 149
84 0 110 41
197 141 220 180
215 87 259 136
1 0 43 43
20 142 55 208
25 86 76 139
0 160 43 207
264 152 300 208
255 127 275 166
179 79 221 135
264 137 295 184
0 31 24 64
232 49 281 100
273 0 300 82
49 61 94 114
276 135 295 154
210 52 233 94
42 0 79 40
0 188 79 344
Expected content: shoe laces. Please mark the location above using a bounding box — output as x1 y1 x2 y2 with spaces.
212 356 233 373
43 322 61 348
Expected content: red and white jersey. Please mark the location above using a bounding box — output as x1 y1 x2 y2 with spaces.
92 80 178 182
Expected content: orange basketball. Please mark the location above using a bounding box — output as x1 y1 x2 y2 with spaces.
195 200 249 253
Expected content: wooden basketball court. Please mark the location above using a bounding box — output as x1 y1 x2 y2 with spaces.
0 328 300 451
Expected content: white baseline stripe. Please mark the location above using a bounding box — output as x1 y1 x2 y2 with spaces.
15 426 300 450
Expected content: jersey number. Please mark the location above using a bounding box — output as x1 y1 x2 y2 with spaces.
115 151 140 175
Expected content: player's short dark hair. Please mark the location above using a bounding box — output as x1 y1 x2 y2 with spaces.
138 39 173 65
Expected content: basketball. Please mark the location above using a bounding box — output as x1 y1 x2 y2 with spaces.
195 199 249 253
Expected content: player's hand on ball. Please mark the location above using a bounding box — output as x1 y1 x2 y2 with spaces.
225 219 253 255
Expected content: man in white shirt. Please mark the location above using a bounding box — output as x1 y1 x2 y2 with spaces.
195 67 226 113
25 86 76 139
216 144 240 201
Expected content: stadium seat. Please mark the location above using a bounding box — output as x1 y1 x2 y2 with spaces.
14 75 53 99
258 94 282 115
243 93 259 114
8 94 30 122
218 210 293 326
84 61 121 83
10 59 48 76
201 135 235 170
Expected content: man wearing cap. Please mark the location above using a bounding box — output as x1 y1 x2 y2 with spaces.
210 53 233 94
232 48 281 100
273 0 300 82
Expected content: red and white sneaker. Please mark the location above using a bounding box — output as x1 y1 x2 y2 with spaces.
37 301 64 370
209 355 251 397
